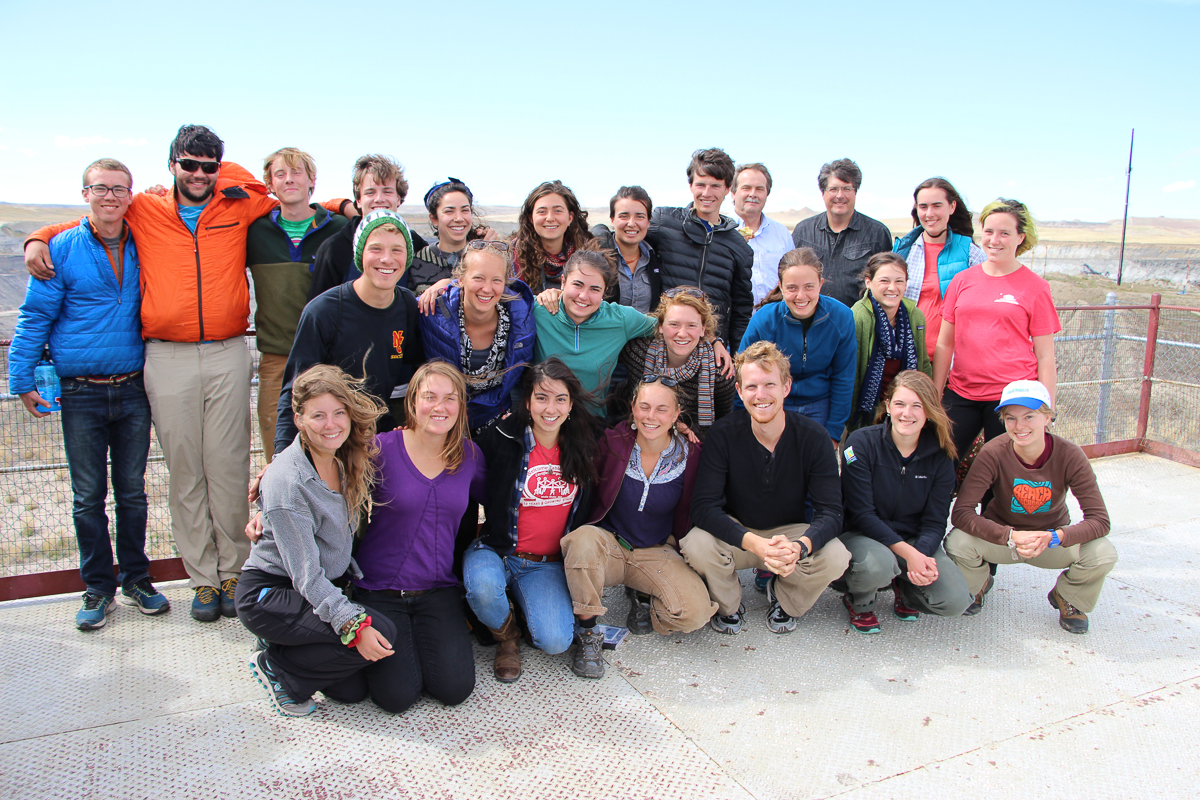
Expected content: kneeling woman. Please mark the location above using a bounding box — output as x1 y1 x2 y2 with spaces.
838 371 972 634
465 358 597 682
236 365 395 717
561 378 718 679
352 361 486 712
946 380 1116 634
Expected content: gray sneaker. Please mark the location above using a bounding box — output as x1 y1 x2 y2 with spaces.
709 603 745 635
571 627 606 679
765 577 798 634
249 651 317 717
625 587 654 635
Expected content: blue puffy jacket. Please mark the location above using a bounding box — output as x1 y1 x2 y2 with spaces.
418 280 537 429
893 227 985 299
8 218 142 394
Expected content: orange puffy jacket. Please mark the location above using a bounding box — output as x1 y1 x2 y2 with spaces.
29 162 346 343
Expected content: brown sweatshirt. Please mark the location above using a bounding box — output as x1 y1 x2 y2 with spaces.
951 434 1110 547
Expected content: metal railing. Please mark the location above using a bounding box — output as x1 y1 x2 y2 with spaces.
2 293 1198 599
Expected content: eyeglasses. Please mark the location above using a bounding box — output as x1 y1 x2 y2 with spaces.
85 184 131 198
664 286 705 300
824 186 856 196
467 240 510 253
175 158 220 175
642 374 679 388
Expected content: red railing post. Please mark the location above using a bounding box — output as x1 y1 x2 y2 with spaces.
1136 292 1161 443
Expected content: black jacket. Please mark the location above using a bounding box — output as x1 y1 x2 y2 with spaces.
307 214 428 303
474 415 593 554
646 205 754 349
590 226 664 311
840 422 955 556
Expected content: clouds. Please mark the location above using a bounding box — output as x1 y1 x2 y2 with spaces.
54 135 148 148
1163 180 1196 193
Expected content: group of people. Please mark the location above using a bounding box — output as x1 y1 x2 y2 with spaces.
11 125 1116 720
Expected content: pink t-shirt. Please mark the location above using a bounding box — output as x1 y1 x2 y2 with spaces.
515 442 577 555
942 264 1061 400
917 240 946 360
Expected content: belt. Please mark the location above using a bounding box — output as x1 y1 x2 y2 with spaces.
73 371 142 385
512 552 562 563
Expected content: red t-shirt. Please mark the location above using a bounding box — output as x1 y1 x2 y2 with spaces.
917 240 946 359
942 265 1061 400
515 441 577 555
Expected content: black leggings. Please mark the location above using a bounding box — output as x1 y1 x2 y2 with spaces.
943 387 1007 469
235 568 396 703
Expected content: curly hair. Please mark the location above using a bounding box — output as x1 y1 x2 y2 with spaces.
980 198 1039 256
651 286 718 340
514 180 593 286
291 364 386 524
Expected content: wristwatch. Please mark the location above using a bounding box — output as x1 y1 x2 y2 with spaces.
798 540 811 560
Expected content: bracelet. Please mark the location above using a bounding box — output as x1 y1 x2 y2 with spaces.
348 616 372 648
1048 529 1060 548
339 612 369 646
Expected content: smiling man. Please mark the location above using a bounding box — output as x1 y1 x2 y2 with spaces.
791 158 895 308
590 186 663 313
682 341 850 635
646 148 754 349
732 163 794 305
274 210 425 457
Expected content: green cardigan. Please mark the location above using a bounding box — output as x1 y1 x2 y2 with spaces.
849 295 932 432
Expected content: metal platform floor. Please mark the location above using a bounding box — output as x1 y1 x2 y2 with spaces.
2 453 1198 799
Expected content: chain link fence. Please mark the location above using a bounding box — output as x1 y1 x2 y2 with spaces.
3 298 1200 585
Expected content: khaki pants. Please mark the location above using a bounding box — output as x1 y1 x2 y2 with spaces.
680 522 851 617
944 528 1118 613
145 338 252 589
561 525 717 634
256 351 287 463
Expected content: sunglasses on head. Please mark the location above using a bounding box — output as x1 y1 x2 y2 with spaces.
175 158 220 175
467 240 511 252
664 286 705 300
642 374 679 388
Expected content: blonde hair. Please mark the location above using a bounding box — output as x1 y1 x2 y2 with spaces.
876 370 957 460
263 147 317 187
291 364 386 524
652 288 718 339
980 198 1039 256
403 361 472 473
735 340 792 387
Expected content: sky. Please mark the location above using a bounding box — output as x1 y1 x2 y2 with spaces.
2 0 1198 223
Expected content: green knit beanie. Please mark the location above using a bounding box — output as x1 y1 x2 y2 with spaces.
353 209 414 272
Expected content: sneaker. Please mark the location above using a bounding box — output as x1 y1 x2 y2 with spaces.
76 591 115 630
962 574 994 617
843 594 882 634
709 603 745 635
191 586 221 622
220 576 239 618
753 568 772 593
625 587 654 635
1048 588 1089 634
249 651 317 717
892 580 920 622
121 578 170 615
765 577 798 634
253 636 269 653
570 627 606 679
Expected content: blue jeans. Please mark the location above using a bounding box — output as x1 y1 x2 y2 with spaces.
462 541 575 655
785 395 831 430
58 376 152 597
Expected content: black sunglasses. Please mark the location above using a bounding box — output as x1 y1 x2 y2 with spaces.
642 374 679 388
175 158 220 175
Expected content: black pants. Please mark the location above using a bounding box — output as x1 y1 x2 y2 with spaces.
235 568 396 703
353 586 476 714
943 387 1007 469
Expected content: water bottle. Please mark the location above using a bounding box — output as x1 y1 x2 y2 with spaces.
33 347 61 413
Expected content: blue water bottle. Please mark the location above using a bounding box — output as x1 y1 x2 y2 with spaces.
33 347 62 413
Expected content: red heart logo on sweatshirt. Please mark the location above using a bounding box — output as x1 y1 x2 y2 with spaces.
1013 483 1052 514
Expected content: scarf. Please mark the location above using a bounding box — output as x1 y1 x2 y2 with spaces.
643 337 717 427
541 244 573 283
458 299 510 393
858 292 920 419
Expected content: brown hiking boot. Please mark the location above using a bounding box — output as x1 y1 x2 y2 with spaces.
962 573 994 616
1048 588 1089 634
489 609 523 682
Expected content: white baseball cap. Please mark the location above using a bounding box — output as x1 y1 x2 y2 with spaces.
996 380 1053 411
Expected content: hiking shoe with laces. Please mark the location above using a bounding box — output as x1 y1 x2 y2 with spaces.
753 568 772 593
709 603 745 635
191 586 221 622
625 587 654 635
76 591 115 630
892 579 920 621
220 576 239 618
570 627 606 679
843 594 882 634
765 577 798 633
1048 587 1089 634
121 578 170 615
962 574 994 617
249 650 317 717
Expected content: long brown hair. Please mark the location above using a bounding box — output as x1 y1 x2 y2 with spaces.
514 180 593 286
403 361 472 473
291 364 386 523
911 177 974 238
875 370 957 460
757 247 823 310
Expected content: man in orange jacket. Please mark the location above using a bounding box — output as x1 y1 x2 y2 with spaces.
25 125 349 623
